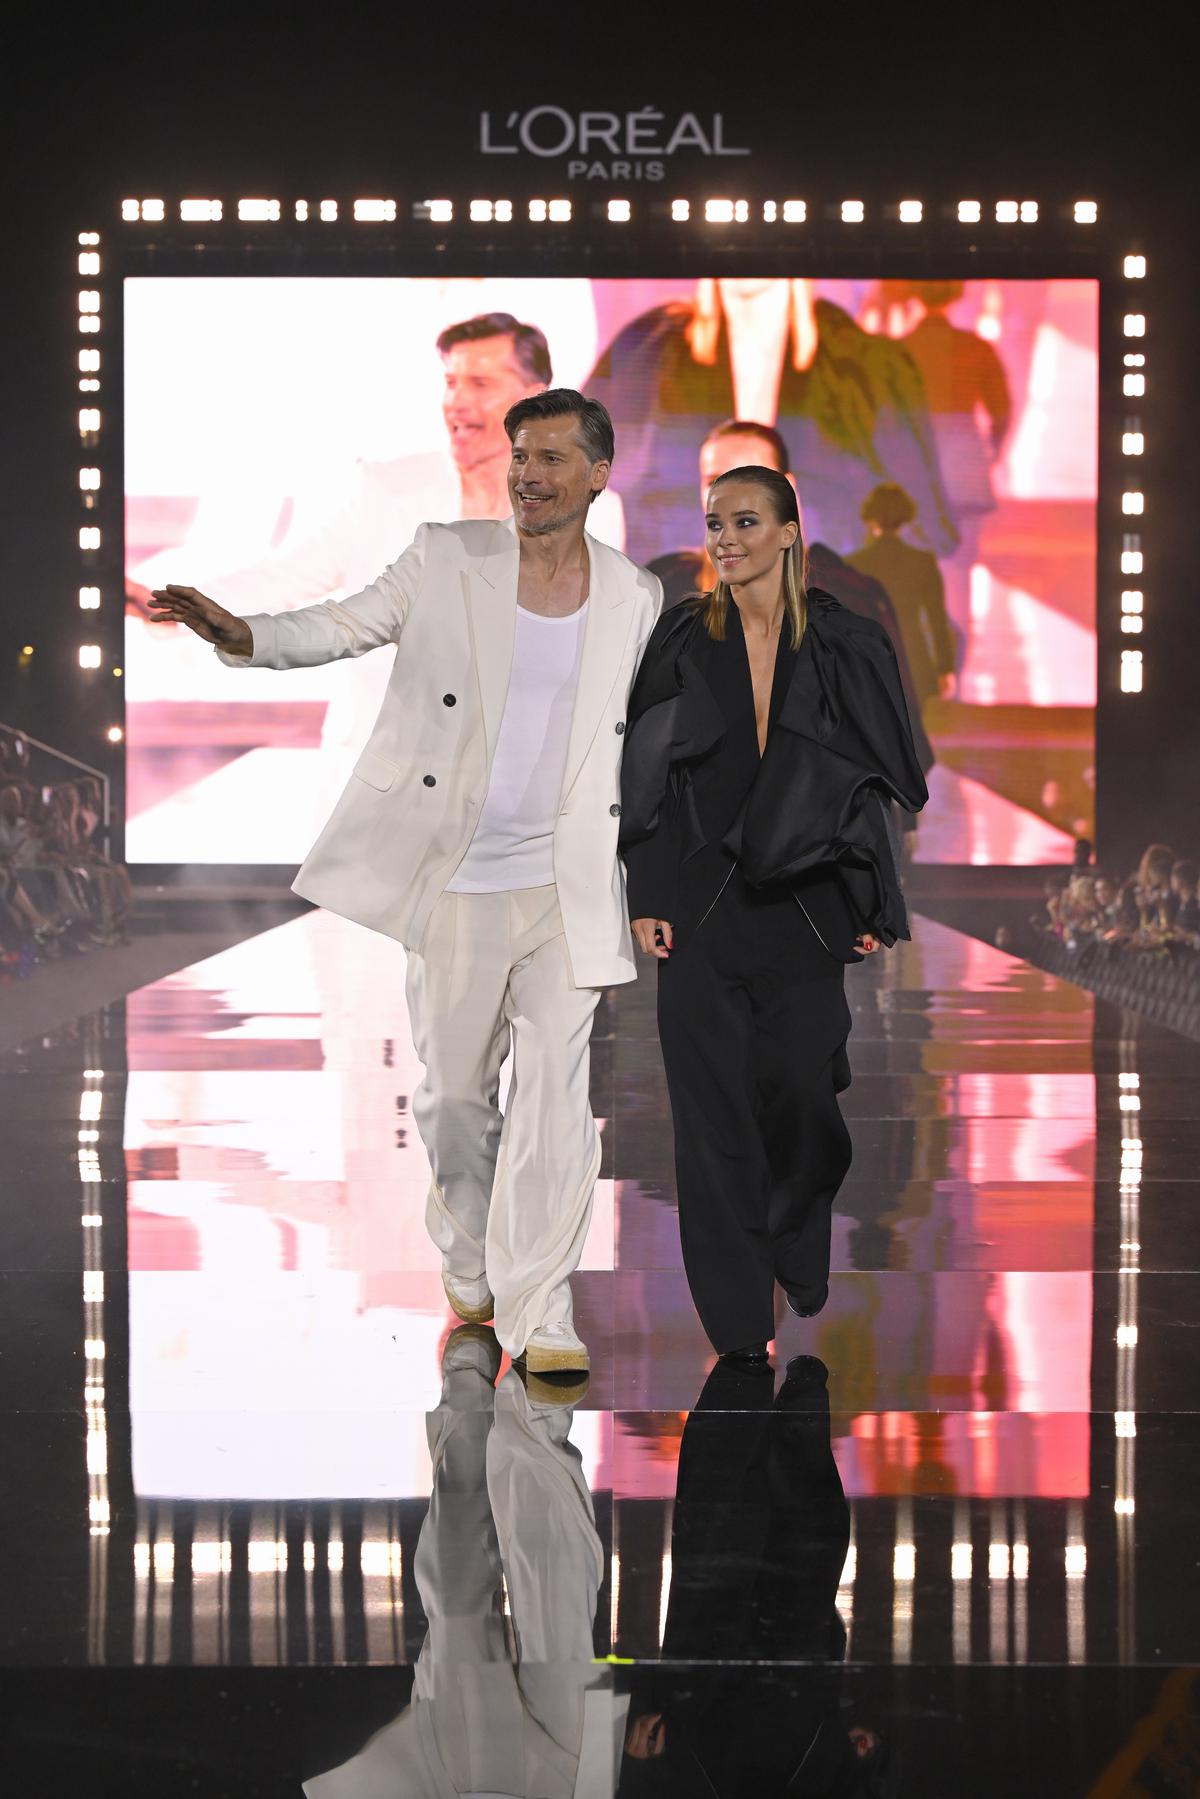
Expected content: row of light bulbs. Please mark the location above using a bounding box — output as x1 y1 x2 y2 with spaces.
120 194 1114 227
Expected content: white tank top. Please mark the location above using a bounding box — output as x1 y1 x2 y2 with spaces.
447 602 589 894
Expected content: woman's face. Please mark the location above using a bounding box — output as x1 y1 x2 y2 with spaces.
704 481 797 587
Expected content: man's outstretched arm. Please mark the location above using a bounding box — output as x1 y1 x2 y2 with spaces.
148 524 431 671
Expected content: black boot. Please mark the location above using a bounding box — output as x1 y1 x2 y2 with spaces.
783 1282 829 1319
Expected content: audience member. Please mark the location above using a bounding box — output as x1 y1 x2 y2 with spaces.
1034 839 1200 959
0 772 131 982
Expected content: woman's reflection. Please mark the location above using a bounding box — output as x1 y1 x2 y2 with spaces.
619 1357 896 1797
304 1325 626 1797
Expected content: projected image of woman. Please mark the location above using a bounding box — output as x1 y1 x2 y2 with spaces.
618 467 928 1362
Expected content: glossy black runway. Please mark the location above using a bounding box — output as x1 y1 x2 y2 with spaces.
2 909 1198 1795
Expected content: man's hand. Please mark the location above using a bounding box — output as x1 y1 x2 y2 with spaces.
148 586 253 657
938 672 957 701
632 917 673 959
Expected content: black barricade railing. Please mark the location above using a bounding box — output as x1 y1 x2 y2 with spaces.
1025 930 1200 1041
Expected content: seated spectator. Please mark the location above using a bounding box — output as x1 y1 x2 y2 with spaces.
73 776 132 942
0 783 74 956
1039 870 1071 938
1059 871 1103 947
1091 875 1133 941
1133 843 1175 928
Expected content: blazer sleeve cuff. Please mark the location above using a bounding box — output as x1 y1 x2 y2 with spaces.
214 614 276 669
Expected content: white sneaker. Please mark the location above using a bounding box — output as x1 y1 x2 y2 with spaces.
521 1320 589 1375
442 1268 495 1325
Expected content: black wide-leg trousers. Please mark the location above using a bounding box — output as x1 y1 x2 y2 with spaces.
657 872 853 1353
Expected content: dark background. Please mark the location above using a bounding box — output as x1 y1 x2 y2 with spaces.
2 1 1194 867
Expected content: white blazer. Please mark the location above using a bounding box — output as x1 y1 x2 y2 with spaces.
219 517 662 987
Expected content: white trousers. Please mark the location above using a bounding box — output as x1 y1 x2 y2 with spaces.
304 1364 625 1799
404 885 602 1356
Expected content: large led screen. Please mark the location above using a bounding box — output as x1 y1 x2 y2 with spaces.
124 275 1098 866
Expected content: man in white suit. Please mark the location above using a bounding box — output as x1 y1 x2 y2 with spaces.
151 390 661 1378
304 1327 623 1798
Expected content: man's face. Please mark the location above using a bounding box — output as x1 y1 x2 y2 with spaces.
441 336 542 473
698 432 785 512
507 416 609 537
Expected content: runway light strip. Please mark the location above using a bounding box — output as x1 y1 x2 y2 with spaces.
360 1542 403 1577
192 1542 234 1574
248 1540 289 1573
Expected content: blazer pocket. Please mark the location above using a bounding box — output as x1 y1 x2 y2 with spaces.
352 749 401 793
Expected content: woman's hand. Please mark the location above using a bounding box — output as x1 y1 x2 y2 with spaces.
853 933 880 955
632 917 673 959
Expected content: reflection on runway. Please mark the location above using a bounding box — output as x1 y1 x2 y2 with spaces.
2 907 1199 1791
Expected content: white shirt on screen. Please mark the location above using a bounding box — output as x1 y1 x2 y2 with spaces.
446 602 589 895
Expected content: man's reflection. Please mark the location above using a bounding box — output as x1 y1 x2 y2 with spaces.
620 1358 896 1797
305 1325 625 1796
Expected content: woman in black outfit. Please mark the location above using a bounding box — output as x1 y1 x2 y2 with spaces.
619 467 927 1365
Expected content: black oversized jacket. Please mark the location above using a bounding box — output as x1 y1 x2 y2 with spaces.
618 589 929 961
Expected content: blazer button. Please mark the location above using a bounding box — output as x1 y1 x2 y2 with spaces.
423 775 436 787
442 693 456 707
609 803 621 817
614 721 625 734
